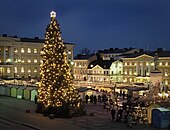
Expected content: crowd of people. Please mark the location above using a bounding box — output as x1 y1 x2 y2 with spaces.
84 93 148 128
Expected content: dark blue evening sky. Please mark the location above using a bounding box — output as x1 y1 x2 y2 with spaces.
0 0 170 55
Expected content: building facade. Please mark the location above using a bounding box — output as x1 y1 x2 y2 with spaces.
122 51 170 86
0 35 74 79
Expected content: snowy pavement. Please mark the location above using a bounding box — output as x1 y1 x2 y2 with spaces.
0 96 161 130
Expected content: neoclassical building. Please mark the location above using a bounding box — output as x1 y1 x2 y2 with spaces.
122 50 170 86
0 35 74 79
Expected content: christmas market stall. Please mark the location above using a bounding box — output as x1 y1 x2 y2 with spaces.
4 85 12 96
16 86 26 99
0 85 5 95
30 88 38 101
11 86 19 97
24 87 34 100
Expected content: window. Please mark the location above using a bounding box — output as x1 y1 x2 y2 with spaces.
21 48 24 53
165 72 168 77
34 59 38 63
124 69 127 75
165 80 168 85
21 67 24 73
28 48 31 53
14 67 17 73
68 50 71 54
21 57 24 63
125 62 127 66
28 69 31 73
146 62 149 66
34 49 37 53
159 62 162 66
28 59 31 63
129 69 132 75
14 48 18 53
34 68 37 73
0 59 1 63
7 68 10 73
165 62 168 66
151 62 154 66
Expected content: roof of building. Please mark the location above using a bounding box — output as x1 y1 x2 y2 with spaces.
0 35 74 45
74 54 95 60
88 59 117 69
97 47 138 54
122 51 154 58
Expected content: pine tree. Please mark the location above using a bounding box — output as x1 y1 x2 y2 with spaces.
37 11 82 117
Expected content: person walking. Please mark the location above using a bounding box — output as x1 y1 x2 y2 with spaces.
111 108 116 121
127 113 133 128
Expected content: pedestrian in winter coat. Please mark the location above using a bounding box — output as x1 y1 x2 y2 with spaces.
111 108 116 121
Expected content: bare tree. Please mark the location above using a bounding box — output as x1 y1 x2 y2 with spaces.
79 48 91 55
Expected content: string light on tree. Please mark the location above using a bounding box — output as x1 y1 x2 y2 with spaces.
37 11 83 117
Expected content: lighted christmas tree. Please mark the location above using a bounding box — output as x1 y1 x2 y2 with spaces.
37 11 83 117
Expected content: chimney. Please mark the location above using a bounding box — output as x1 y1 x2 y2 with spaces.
3 34 7 37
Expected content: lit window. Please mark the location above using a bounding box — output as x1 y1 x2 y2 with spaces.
21 48 24 53
6 59 11 63
134 63 137 66
151 62 154 66
68 50 71 54
28 59 31 63
125 62 127 66
21 58 24 63
159 62 162 66
34 68 37 73
129 62 132 66
124 78 127 82
125 71 127 75
130 78 132 82
165 80 168 85
21 67 24 73
146 72 150 76
14 67 17 73
129 71 132 75
28 48 31 53
146 62 149 66
28 69 31 73
34 49 37 53
134 72 137 75
0 59 1 63
165 62 168 66
165 72 168 77
7 68 10 73
34 59 38 63
14 48 18 53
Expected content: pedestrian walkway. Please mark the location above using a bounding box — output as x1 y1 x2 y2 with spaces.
0 96 163 130
71 103 159 130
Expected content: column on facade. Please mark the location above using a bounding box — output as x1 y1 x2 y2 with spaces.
10 46 14 63
141 62 143 76
3 46 6 64
136 62 139 76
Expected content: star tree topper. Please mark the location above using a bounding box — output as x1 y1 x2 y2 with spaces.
50 11 56 18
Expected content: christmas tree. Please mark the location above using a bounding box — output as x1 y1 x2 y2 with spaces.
37 11 83 117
